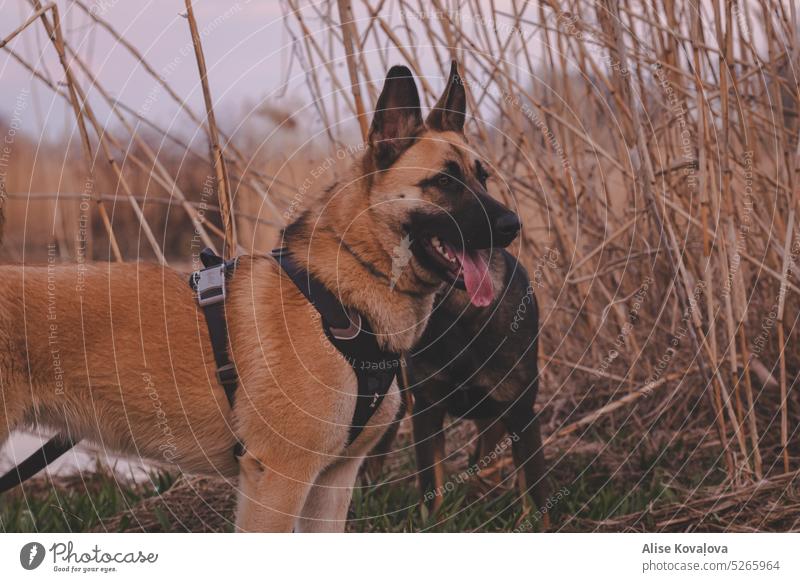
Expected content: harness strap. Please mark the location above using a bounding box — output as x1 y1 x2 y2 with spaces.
189 249 244 458
271 248 399 445
189 248 239 408
0 434 76 494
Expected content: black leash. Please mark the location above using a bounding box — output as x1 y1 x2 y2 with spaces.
0 434 76 494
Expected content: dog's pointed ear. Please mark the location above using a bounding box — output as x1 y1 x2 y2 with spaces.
368 65 423 170
426 60 466 133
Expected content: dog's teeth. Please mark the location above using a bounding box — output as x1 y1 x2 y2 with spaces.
431 236 454 261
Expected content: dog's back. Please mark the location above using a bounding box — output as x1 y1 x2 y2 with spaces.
0 262 239 476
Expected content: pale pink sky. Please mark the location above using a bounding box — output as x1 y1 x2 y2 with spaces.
0 1 341 140
1 0 537 143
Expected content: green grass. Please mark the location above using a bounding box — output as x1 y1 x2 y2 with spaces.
348 479 534 532
346 458 680 532
0 436 699 532
0 470 175 533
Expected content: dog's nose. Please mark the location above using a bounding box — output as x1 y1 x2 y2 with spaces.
494 213 521 240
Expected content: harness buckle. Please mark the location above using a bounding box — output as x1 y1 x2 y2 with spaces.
216 363 238 385
329 310 362 340
195 264 226 306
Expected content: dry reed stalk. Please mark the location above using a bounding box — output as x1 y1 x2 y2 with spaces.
17 12 162 266
73 0 288 227
738 323 764 478
5 193 280 231
286 0 359 125
184 0 237 258
0 2 53 49
336 0 369 141
717 0 752 470
778 211 795 473
542 354 637 385
28 0 123 262
66 53 219 254
593 468 800 531
0 45 229 251
28 37 168 266
691 3 735 479
600 0 752 475
544 372 686 445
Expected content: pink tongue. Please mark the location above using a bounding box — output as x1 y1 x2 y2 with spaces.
454 247 494 307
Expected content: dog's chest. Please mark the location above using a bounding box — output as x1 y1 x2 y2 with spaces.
419 317 498 382
412 311 536 407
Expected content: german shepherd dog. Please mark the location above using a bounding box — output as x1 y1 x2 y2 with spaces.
406 249 550 527
0 62 520 531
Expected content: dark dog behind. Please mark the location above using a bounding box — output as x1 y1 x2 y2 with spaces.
376 248 550 527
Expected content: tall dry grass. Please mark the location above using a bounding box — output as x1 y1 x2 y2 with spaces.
1 0 799 528
292 0 800 497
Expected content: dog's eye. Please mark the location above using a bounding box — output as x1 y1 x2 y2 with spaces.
438 174 452 187
475 160 490 184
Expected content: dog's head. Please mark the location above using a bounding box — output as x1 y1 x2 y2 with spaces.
366 61 520 307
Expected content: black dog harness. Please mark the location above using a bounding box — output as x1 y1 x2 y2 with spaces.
0 247 398 493
269 248 400 445
189 247 400 452
189 248 400 456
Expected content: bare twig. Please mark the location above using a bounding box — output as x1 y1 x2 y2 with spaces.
184 0 237 258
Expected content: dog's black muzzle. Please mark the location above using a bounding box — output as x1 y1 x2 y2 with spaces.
410 191 520 250
472 190 521 248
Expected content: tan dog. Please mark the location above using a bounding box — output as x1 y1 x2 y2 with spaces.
0 62 520 532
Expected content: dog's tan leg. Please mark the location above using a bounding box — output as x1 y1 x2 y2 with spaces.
470 418 508 468
361 392 406 481
296 455 363 532
504 404 551 530
235 451 323 532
